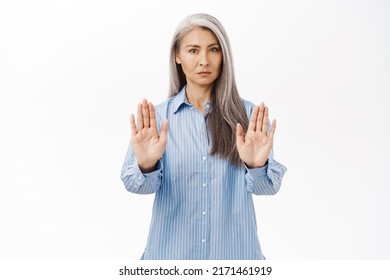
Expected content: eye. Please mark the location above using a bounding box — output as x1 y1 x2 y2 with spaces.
189 49 198 54
210 47 220 52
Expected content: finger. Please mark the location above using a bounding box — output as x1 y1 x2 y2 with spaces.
261 106 269 136
149 102 157 129
130 113 137 136
256 102 265 134
269 119 276 141
159 119 168 146
236 123 245 149
137 103 143 130
142 98 150 128
248 106 259 132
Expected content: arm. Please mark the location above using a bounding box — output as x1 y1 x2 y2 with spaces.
237 102 287 195
244 149 287 195
120 143 163 194
120 98 168 194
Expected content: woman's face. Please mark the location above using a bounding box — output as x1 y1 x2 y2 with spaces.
176 27 223 89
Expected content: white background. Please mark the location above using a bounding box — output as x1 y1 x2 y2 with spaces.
0 0 389 260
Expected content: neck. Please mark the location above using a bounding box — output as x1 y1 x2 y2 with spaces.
185 83 213 108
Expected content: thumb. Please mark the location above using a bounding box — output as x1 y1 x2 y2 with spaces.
236 123 245 148
159 119 168 145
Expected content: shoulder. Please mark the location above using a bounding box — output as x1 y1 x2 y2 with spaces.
240 98 256 120
153 94 181 120
154 96 172 111
241 98 255 110
154 87 187 118
154 94 179 111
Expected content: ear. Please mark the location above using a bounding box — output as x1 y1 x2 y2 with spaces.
175 51 181 64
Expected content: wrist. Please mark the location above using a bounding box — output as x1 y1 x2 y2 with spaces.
246 159 268 169
138 162 157 173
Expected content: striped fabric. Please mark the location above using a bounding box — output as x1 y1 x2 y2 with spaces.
121 86 287 260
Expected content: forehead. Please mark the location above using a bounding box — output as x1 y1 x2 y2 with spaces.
180 27 219 46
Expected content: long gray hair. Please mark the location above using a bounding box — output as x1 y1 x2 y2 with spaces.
169 13 249 166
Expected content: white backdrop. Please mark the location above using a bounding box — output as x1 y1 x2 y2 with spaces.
1 0 389 260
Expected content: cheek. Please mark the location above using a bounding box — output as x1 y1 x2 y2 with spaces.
182 57 197 70
216 57 223 71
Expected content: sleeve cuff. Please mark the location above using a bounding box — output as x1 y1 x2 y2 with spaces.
245 158 287 194
131 159 163 189
244 163 268 181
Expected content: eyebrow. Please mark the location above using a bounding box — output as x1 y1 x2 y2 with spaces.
184 43 220 48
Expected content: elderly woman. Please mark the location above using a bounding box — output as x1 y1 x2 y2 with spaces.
121 13 287 260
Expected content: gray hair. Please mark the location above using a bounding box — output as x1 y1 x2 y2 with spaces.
168 13 249 166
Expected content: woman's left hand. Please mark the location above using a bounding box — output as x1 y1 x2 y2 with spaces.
236 103 276 168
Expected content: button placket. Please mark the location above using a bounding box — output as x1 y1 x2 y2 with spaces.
199 117 210 259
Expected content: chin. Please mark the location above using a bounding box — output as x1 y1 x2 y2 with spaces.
196 82 215 88
196 78 217 87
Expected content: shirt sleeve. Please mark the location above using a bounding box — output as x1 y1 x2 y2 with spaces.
120 142 163 194
244 149 287 195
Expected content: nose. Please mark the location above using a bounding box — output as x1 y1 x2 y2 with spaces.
199 51 209 66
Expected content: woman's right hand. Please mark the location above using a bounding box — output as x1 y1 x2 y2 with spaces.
130 99 168 173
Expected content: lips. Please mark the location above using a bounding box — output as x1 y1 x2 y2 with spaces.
197 71 211 75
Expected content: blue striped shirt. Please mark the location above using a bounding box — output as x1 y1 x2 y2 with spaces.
121 86 287 260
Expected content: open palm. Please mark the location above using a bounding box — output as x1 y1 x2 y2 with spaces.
130 99 168 173
236 103 275 168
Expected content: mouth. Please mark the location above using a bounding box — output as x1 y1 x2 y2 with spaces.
197 71 212 76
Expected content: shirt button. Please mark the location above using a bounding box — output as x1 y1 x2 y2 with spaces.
202 183 207 187
202 211 206 215
202 239 206 243
202 156 206 160
138 176 142 180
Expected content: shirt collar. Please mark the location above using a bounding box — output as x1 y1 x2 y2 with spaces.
172 85 211 114
172 86 190 114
